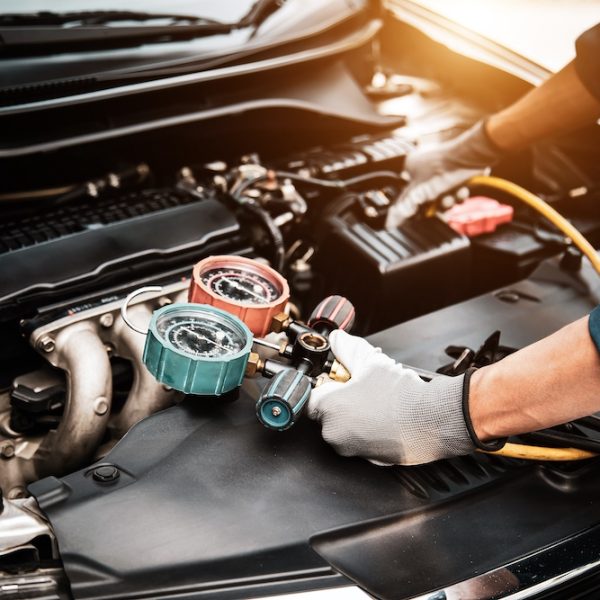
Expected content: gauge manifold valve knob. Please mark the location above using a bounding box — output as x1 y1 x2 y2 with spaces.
308 295 355 334
256 368 312 431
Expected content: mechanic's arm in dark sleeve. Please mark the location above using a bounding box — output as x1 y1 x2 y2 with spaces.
387 23 600 228
483 23 600 147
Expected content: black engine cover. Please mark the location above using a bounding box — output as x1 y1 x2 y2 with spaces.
30 260 600 600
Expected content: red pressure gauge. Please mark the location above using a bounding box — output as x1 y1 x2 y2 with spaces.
189 255 290 337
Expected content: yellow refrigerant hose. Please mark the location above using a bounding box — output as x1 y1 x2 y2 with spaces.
468 175 600 275
464 176 600 460
478 443 596 462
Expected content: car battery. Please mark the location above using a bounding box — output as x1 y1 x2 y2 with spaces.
315 215 471 334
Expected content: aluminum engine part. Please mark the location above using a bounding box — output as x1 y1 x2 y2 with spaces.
0 495 57 560
0 496 69 599
0 280 188 494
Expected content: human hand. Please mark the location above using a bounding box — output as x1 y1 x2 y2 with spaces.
386 120 503 228
307 330 474 465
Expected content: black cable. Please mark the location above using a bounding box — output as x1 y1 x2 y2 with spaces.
230 168 403 271
232 175 270 201
521 429 600 453
274 169 403 190
232 169 403 203
241 201 285 272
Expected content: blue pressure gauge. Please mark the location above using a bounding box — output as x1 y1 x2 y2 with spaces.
121 289 253 396
143 303 253 395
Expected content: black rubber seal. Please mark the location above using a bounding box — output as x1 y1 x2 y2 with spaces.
462 367 507 451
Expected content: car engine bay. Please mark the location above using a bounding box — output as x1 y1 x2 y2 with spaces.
1 6 600 599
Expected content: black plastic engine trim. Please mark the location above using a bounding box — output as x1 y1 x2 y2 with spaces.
0 197 239 306
29 261 600 600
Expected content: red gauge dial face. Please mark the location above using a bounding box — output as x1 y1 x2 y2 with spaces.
189 255 290 337
201 267 282 305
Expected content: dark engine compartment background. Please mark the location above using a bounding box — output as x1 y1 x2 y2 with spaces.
2 8 600 600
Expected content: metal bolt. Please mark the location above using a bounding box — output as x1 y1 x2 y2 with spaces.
271 312 290 334
456 186 470 201
86 182 99 197
38 336 55 353
272 406 282 417
92 465 120 483
440 195 455 210
108 173 120 188
99 313 114 328
290 259 310 273
93 397 109 416
0 442 15 459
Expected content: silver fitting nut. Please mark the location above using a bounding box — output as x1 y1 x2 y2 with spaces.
99 313 114 328
38 336 55 353
0 441 15 459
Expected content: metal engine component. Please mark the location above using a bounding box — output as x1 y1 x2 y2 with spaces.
0 495 69 599
0 495 57 560
34 320 113 479
109 301 175 438
0 280 189 495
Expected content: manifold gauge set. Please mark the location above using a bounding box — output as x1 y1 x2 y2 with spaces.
121 255 355 430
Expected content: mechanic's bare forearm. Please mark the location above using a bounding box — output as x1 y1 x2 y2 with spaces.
470 317 600 441
486 61 600 151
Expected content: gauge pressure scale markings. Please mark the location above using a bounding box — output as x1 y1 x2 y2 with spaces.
163 319 243 358
190 256 290 337
141 303 253 396
201 267 280 305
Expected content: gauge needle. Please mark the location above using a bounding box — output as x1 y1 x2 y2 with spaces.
225 278 267 304
181 327 230 352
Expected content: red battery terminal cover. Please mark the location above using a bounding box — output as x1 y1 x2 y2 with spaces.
445 196 513 237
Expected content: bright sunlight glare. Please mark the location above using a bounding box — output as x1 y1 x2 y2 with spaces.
407 0 600 72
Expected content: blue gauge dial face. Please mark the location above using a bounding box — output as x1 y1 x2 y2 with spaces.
201 267 280 305
156 310 246 358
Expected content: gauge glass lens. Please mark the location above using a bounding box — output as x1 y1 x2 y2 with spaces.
156 310 246 358
201 266 281 305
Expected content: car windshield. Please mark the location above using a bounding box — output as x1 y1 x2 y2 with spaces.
10 0 268 26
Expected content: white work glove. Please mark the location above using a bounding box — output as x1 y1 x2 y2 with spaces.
307 330 475 466
386 120 504 229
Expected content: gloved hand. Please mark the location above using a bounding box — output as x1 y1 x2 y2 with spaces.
307 330 475 465
386 120 505 229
